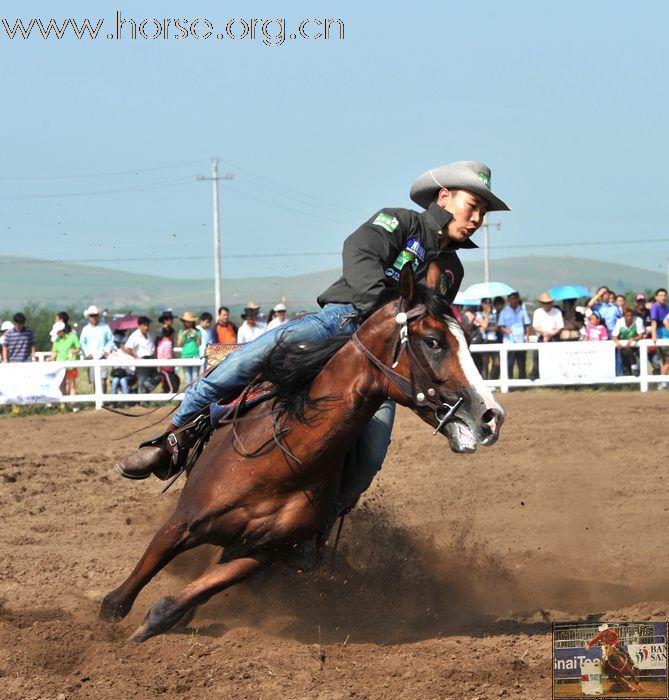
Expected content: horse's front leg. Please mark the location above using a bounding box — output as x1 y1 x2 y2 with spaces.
628 665 643 690
128 555 267 643
100 516 191 621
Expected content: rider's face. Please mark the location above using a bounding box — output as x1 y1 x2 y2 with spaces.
436 189 487 245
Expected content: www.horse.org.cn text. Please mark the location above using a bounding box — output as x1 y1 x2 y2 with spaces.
0 13 346 46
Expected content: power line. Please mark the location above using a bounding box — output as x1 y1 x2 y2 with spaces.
225 184 359 227
0 176 196 200
219 158 368 218
0 159 209 181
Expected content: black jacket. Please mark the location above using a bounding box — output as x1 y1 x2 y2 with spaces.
317 203 477 313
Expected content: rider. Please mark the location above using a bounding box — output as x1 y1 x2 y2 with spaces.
585 623 634 668
116 161 510 485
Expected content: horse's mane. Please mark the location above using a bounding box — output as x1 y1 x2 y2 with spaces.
259 285 454 422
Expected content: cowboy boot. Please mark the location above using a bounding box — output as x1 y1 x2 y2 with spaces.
115 413 211 480
115 431 176 481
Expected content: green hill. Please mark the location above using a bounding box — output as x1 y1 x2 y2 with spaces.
0 255 664 315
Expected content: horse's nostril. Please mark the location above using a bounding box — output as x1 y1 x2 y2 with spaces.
482 408 496 424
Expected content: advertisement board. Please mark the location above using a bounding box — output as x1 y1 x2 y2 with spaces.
0 364 65 404
539 342 616 382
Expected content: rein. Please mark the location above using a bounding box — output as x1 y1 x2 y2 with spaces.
351 301 463 434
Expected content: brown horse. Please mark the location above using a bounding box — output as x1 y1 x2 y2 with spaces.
601 643 644 693
99 264 505 642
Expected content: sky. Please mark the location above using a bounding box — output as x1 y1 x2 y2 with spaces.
1 0 668 288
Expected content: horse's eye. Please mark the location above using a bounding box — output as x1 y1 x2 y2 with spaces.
424 337 441 350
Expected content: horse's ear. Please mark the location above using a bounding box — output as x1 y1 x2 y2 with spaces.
398 261 416 306
425 261 441 291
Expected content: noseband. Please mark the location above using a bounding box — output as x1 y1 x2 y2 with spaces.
351 301 463 435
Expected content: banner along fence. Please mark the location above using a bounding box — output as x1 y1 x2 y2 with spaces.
4 339 668 408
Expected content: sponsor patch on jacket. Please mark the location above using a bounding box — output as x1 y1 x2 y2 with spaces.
384 238 426 281
373 211 399 233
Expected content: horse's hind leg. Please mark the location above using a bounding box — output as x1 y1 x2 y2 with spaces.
100 517 191 621
128 555 266 643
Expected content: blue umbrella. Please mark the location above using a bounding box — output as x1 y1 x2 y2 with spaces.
461 281 517 300
453 291 481 306
548 284 591 301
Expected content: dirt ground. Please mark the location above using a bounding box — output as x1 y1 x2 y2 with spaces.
0 390 667 700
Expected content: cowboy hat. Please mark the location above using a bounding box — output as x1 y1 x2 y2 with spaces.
598 623 609 632
410 161 510 211
180 311 198 323
537 292 555 303
84 304 100 317
273 303 287 312
241 301 261 320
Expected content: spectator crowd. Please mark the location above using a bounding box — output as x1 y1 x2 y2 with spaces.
0 301 291 402
1 288 668 401
453 286 669 384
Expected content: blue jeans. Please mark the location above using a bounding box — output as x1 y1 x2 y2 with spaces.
110 375 130 394
174 303 395 505
182 363 201 387
175 303 358 425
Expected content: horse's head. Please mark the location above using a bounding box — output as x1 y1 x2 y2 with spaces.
357 262 505 454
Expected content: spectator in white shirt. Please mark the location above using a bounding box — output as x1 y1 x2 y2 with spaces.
197 312 214 357
267 303 288 331
532 292 564 343
237 302 266 344
124 316 158 394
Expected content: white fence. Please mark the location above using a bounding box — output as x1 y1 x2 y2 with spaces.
0 357 202 409
3 339 668 408
470 338 669 393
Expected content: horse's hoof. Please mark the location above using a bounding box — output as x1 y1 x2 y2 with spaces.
127 625 151 644
126 595 183 643
99 591 132 621
171 606 196 631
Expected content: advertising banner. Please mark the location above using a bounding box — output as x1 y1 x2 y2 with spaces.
0 364 65 404
554 647 601 679
539 342 615 382
627 643 667 670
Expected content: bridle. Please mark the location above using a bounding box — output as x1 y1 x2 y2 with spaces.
351 299 463 436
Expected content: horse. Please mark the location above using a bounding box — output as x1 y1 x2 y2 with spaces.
99 263 505 642
601 642 644 693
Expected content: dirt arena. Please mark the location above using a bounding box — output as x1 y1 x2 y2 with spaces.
1 390 667 700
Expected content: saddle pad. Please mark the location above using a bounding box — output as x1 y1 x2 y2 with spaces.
204 342 240 371
209 382 276 426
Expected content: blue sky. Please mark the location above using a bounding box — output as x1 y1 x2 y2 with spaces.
1 0 667 284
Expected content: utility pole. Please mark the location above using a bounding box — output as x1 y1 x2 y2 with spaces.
197 158 233 313
481 218 501 283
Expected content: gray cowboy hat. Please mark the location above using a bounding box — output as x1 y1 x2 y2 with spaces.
410 161 510 212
